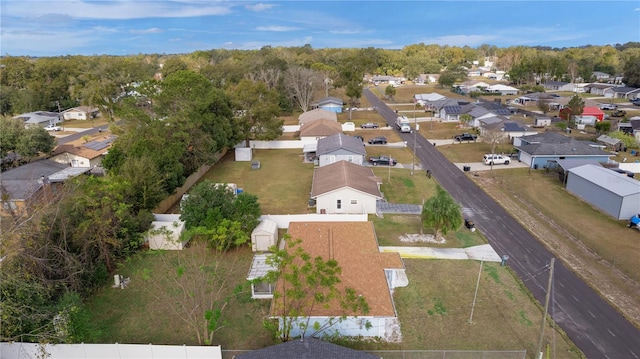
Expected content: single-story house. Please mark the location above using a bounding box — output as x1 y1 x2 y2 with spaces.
604 86 640 99
414 74 439 84
48 136 115 168
566 164 640 220
592 71 611 81
534 116 552 127
62 106 99 120
310 160 382 214
311 97 343 113
146 214 188 250
251 219 278 252
234 337 381 359
439 105 463 122
271 221 407 341
316 133 366 167
543 81 574 92
514 132 612 169
0 160 90 216
299 119 343 143
584 83 616 96
560 106 604 122
484 71 506 81
298 109 338 125
486 84 519 96
414 92 445 106
14 111 62 128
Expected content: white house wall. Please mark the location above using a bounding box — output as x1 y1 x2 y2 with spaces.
283 316 396 341
50 153 95 168
316 187 377 214
318 153 364 167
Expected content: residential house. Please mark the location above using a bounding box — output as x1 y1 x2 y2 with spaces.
514 132 612 169
311 97 343 113
604 86 640 100
298 109 337 125
316 133 366 167
479 119 535 143
235 337 381 359
617 118 640 142
440 104 464 122
512 92 555 105
371 75 404 86
484 71 506 81
48 136 115 168
566 164 640 220
414 93 445 106
0 160 90 215
14 111 62 128
592 71 612 82
414 74 439 84
299 119 343 143
543 81 574 92
310 160 382 214
62 106 99 120
271 221 407 341
584 83 616 96
486 84 519 96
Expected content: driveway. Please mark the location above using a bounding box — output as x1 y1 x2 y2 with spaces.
363 87 640 359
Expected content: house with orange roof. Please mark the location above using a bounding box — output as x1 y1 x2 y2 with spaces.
310 161 382 214
298 108 338 125
270 221 407 341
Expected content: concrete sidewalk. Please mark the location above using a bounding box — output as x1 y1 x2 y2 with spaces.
380 244 502 262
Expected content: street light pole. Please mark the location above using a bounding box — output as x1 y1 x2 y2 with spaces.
412 97 416 175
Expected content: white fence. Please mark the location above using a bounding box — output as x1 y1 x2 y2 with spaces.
260 213 368 228
245 140 307 149
0 342 222 359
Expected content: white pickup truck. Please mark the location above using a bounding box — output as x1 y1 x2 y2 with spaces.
396 115 411 133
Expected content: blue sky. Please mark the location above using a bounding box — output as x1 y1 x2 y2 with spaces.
1 1 639 57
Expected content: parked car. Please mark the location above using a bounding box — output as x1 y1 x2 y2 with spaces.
368 136 387 145
599 103 617 110
360 122 379 129
483 154 510 165
369 155 396 166
45 124 62 131
611 110 627 117
454 133 477 142
631 98 640 106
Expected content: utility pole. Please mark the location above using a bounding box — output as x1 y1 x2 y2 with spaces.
412 97 416 176
536 258 555 359
468 260 483 324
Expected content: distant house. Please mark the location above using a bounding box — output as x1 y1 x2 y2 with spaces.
604 86 640 99
543 81 574 92
316 133 366 167
616 118 640 142
311 97 343 113
440 105 463 122
14 111 62 128
584 83 616 96
414 92 445 106
270 221 407 341
414 73 439 84
0 160 90 215
235 337 381 359
310 160 382 214
566 164 640 220
62 106 99 120
592 71 611 82
486 84 519 96
514 132 612 169
298 109 338 125
299 119 343 142
48 135 115 168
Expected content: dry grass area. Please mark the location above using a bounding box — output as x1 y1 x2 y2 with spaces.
468 169 640 327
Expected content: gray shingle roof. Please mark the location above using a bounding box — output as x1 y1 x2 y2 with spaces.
517 139 610 156
568 164 640 197
234 337 381 359
0 160 69 200
317 133 366 156
311 161 382 198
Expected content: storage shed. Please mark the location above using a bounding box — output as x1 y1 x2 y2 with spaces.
566 164 640 220
146 214 188 250
251 219 278 252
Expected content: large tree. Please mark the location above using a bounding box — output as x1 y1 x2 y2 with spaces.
228 79 283 147
15 125 56 162
565 94 585 128
421 185 462 240
284 66 323 112
622 55 640 88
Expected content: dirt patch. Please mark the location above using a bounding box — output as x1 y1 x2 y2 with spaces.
472 174 640 328
399 233 446 244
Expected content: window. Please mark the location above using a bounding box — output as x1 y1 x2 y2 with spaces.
337 199 342 209
347 155 353 162
350 199 358 205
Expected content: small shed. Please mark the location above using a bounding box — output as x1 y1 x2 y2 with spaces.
534 116 551 128
235 147 252 161
146 214 188 250
596 134 623 151
251 219 278 252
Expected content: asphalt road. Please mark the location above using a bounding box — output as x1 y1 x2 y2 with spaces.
364 88 640 359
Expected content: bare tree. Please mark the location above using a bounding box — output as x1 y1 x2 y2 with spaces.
142 241 247 345
484 128 505 155
248 68 282 91
284 66 322 112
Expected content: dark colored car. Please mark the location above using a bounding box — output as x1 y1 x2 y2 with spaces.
360 122 379 129
454 133 477 142
368 136 387 145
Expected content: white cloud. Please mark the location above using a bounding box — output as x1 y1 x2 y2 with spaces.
245 3 277 12
421 34 499 47
256 26 300 32
0 27 96 55
130 28 163 34
3 0 233 20
329 30 361 35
